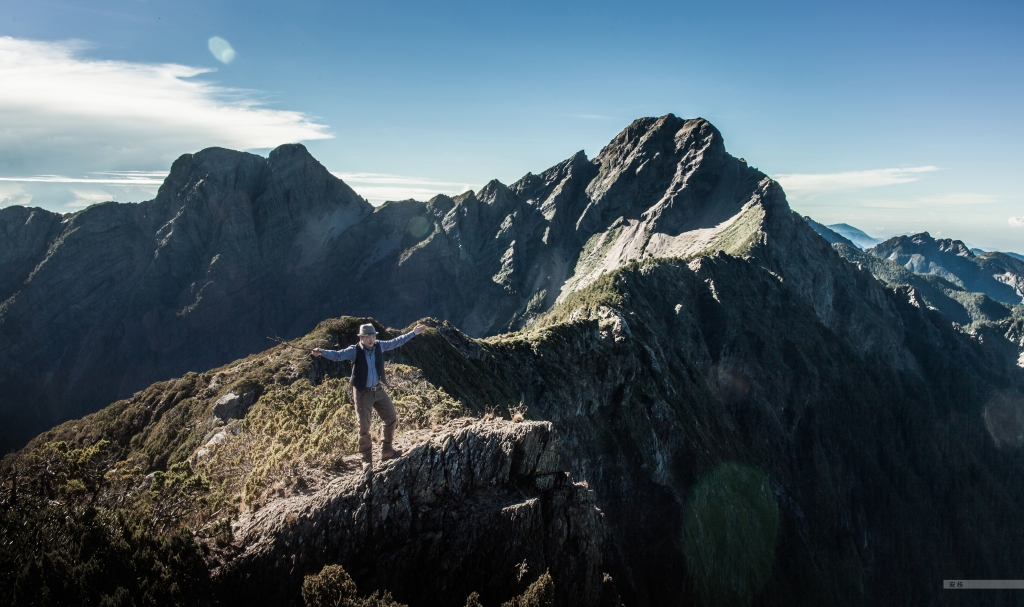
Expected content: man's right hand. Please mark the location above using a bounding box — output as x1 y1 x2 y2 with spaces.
311 348 323 357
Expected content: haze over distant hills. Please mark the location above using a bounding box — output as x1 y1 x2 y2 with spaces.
804 219 1024 306
802 216 856 248
825 222 883 249
2 115 1024 606
869 233 1024 305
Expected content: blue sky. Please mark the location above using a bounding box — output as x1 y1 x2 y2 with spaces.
1 0 1022 251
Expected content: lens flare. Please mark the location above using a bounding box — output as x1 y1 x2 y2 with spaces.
683 462 779 607
408 216 430 239
983 390 1024 449
208 37 236 64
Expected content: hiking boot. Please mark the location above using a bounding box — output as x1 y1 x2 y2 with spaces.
381 444 402 461
360 450 373 470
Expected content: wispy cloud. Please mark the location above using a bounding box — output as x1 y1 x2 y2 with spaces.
333 172 476 205
774 166 939 199
1010 217 1024 228
0 36 331 179
0 171 169 185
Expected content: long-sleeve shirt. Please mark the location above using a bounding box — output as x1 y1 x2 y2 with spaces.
320 331 417 388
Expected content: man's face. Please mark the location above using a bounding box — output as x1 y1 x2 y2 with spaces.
359 334 376 348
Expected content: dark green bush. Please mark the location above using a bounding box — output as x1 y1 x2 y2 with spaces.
301 564 406 607
501 571 555 607
0 495 207 606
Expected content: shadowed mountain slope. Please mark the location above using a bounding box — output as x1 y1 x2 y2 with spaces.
3 249 1023 605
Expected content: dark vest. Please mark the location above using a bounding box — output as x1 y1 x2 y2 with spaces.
350 342 385 390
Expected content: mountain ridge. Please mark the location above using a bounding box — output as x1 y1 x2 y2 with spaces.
2 113 877 451
3 115 1024 606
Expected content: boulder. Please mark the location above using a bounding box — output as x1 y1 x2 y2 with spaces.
212 390 256 422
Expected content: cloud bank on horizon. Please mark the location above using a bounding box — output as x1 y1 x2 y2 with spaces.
773 166 939 198
0 36 330 180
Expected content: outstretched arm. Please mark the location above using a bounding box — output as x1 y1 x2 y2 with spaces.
311 345 358 361
379 324 428 352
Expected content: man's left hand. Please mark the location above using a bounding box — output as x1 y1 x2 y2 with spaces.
413 324 427 335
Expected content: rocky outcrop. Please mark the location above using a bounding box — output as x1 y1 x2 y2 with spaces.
211 419 604 607
212 390 257 422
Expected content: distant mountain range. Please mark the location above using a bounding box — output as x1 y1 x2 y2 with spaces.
802 216 856 248
804 219 1024 308
2 115 1023 606
869 233 1024 305
825 222 883 249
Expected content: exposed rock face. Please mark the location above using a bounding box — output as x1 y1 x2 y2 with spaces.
212 418 602 607
869 232 1024 305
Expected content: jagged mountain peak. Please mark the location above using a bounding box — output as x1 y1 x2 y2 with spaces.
476 178 514 206
510 150 590 200
915 232 973 256
158 146 267 197
879 231 974 257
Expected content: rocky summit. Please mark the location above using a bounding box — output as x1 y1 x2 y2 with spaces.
2 115 1024 607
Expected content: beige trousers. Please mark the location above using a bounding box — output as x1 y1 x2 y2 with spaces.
352 385 397 454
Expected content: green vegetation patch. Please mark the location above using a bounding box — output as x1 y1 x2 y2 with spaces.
0 440 209 606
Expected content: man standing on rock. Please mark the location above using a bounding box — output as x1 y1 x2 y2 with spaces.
312 323 427 469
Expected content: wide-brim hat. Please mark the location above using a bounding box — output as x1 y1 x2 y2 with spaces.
358 324 377 336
